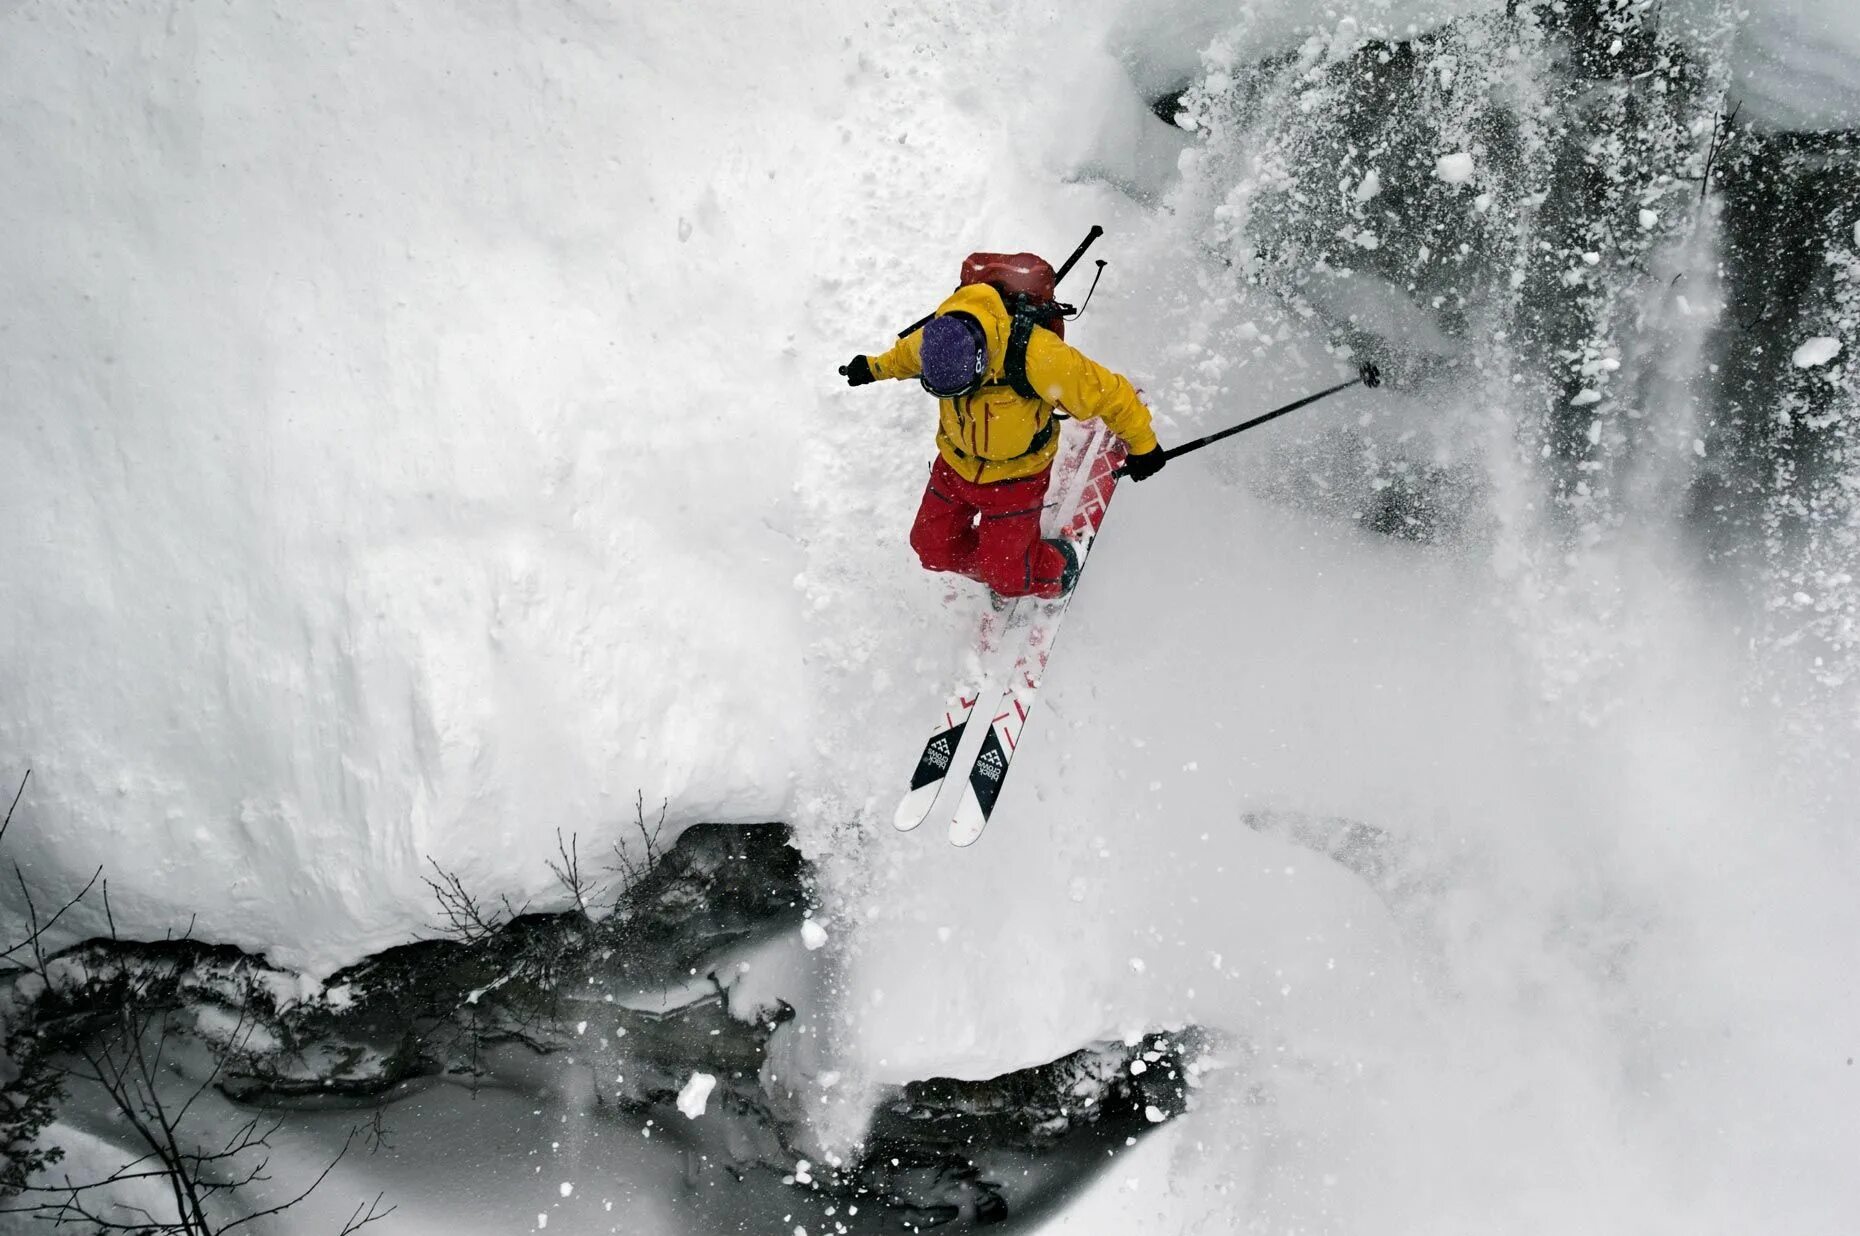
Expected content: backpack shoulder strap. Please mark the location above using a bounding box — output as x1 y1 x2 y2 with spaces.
1004 311 1042 400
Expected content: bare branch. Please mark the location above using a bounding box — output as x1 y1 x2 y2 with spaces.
546 830 602 917
0 768 27 847
341 1191 396 1234
19 992 395 1233
1698 99 1740 204
606 791 669 895
3 859 100 977
422 857 507 942
362 1105 393 1156
217 1126 359 1231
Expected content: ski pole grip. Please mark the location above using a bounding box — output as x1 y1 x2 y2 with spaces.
1054 225 1105 287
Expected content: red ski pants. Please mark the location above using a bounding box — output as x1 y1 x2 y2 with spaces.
908 457 1068 599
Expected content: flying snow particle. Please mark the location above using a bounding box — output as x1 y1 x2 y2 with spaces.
1130 1059 1148 1075
559 1182 573 1198
800 919 829 950
537 1216 548 1230
1129 958 1147 973
1792 337 1842 368
676 1072 717 1119
1433 151 1475 184
1352 169 1382 201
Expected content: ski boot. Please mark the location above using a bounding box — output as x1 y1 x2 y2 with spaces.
1037 537 1080 600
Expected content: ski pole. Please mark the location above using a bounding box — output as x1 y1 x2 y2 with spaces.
1052 224 1105 285
1114 361 1381 478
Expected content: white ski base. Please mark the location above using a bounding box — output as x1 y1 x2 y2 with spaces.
893 780 942 832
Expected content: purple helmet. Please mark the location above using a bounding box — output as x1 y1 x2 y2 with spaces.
919 313 987 399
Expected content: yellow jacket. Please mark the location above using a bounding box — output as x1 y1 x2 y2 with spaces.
867 283 1160 484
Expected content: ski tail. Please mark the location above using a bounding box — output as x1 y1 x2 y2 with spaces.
893 699 974 831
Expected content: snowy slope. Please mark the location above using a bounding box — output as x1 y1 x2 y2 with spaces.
1 0 860 970
5 0 1860 1233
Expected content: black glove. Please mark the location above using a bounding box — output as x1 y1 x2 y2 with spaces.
1123 445 1167 482
839 355 875 387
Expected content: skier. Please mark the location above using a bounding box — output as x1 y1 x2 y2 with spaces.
841 276 1167 601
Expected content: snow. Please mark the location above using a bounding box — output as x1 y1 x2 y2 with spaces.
6 0 1860 1232
1433 150 1476 184
1669 0 1860 128
674 1073 715 1120
1 0 823 973
1793 335 1844 368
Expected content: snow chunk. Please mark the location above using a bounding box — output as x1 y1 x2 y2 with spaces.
1433 151 1475 184
800 919 829 951
1792 337 1842 368
1352 169 1381 202
1570 389 1602 406
1639 208 1659 229
1145 1105 1167 1123
676 1072 716 1119
559 1182 573 1198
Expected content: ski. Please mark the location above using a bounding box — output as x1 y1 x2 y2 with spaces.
893 422 1100 832
950 428 1124 847
891 657 996 832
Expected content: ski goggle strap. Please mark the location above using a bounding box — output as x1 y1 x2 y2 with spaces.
919 313 988 399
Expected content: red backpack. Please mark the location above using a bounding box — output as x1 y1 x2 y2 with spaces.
955 251 1073 400
958 251 1068 340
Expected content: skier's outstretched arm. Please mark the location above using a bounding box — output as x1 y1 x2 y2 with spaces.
842 330 924 387
1024 334 1165 478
